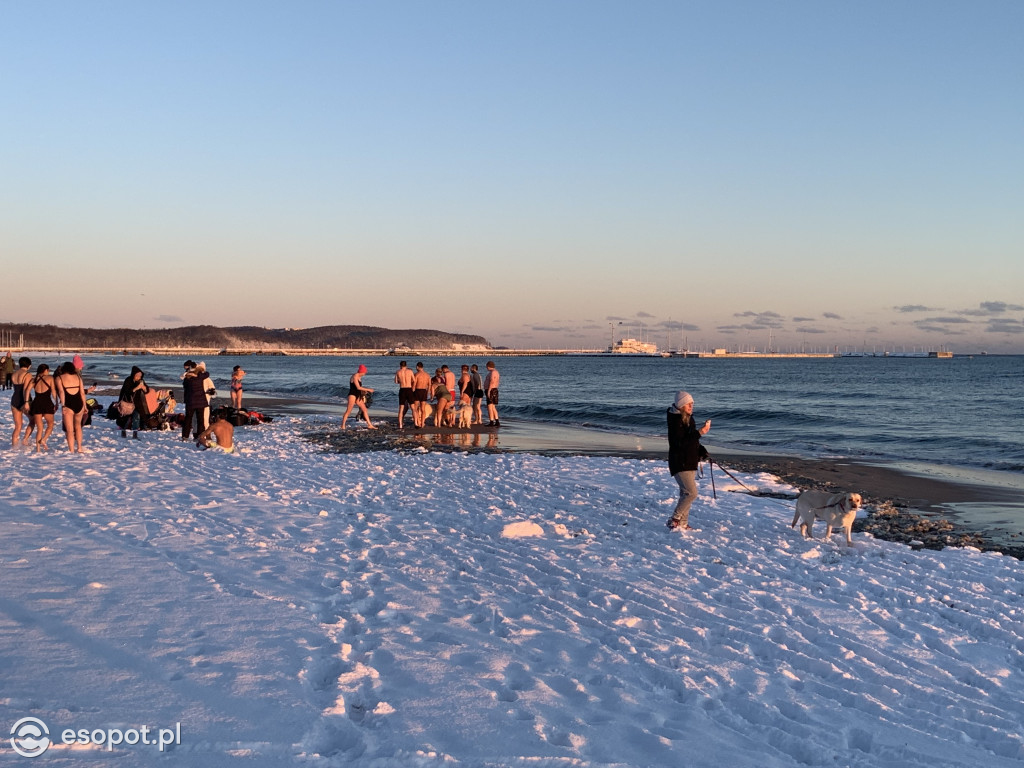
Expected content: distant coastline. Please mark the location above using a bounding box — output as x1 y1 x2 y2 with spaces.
0 322 490 353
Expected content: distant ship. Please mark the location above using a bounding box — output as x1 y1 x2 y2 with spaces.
606 337 666 356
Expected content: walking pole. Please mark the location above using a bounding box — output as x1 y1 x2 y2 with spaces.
708 458 716 499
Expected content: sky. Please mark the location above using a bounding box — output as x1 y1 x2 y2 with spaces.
2 1 1022 352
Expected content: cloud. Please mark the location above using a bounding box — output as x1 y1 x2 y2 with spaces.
959 301 1024 316
530 325 569 332
985 318 1024 334
636 311 656 318
731 311 783 328
893 305 937 313
605 316 629 322
823 312 842 320
796 327 827 334
916 324 966 335
718 323 776 332
658 320 700 332
792 317 815 323
155 315 183 323
919 316 973 325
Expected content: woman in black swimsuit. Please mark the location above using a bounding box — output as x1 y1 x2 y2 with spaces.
28 364 56 450
56 361 87 453
341 364 376 430
10 356 33 447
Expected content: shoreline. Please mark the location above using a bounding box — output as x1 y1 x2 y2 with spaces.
290 406 1024 559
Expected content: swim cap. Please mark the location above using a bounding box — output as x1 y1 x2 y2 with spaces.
357 365 368 374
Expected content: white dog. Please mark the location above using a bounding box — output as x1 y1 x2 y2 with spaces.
791 491 863 546
457 401 473 428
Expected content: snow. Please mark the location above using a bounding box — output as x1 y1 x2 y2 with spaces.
3 415 1024 767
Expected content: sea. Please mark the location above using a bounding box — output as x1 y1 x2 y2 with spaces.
66 351 1023 474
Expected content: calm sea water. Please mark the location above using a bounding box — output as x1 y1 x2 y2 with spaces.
70 352 1024 475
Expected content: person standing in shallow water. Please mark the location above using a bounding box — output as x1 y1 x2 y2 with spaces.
394 361 414 429
666 390 711 531
341 364 375 430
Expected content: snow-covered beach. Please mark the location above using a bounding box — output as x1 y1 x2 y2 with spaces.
3 414 1024 767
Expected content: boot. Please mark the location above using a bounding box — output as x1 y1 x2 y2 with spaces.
133 431 139 439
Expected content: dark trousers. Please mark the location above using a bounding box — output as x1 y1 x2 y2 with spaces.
183 405 209 439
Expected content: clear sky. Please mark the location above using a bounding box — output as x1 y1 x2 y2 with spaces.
2 1 1022 352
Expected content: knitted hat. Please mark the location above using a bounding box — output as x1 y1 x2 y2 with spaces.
674 391 694 409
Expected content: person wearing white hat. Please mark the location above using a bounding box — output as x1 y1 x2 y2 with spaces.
666 390 711 531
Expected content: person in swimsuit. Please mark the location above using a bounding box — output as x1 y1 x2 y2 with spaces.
56 361 88 453
432 374 452 427
469 364 485 425
411 362 431 428
197 418 235 454
28 364 56 450
484 360 500 427
230 365 246 409
10 356 33 447
394 361 415 429
341 364 375 430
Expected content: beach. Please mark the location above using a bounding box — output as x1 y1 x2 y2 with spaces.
4 402 1024 766
295 402 1023 558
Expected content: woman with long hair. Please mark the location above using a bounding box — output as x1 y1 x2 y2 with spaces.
28 364 56 450
56 361 88 453
665 390 711 531
341 365 375 430
118 366 149 439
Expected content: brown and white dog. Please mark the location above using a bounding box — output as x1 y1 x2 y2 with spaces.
791 491 863 546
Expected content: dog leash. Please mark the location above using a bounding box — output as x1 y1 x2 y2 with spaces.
705 455 796 510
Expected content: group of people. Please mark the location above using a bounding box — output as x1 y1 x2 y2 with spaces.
176 360 237 452
113 360 236 451
8 354 94 452
340 360 501 431
6 354 238 454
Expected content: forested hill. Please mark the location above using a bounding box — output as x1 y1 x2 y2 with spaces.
0 323 491 350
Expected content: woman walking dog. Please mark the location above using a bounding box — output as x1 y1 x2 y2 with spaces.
666 390 711 531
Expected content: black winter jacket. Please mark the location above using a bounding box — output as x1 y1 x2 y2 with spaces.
667 408 708 475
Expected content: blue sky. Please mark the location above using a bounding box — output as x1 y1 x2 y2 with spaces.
2 1 1022 351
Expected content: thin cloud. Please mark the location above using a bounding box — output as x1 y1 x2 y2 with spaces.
986 318 1024 334
919 317 973 325
893 305 937 313
796 327 827 334
155 315 183 323
792 317 815 323
916 324 967 335
823 312 842 320
960 301 1024 316
659 320 700 332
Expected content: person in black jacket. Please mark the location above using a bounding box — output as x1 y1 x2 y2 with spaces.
118 366 149 438
666 390 711 531
181 360 213 441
